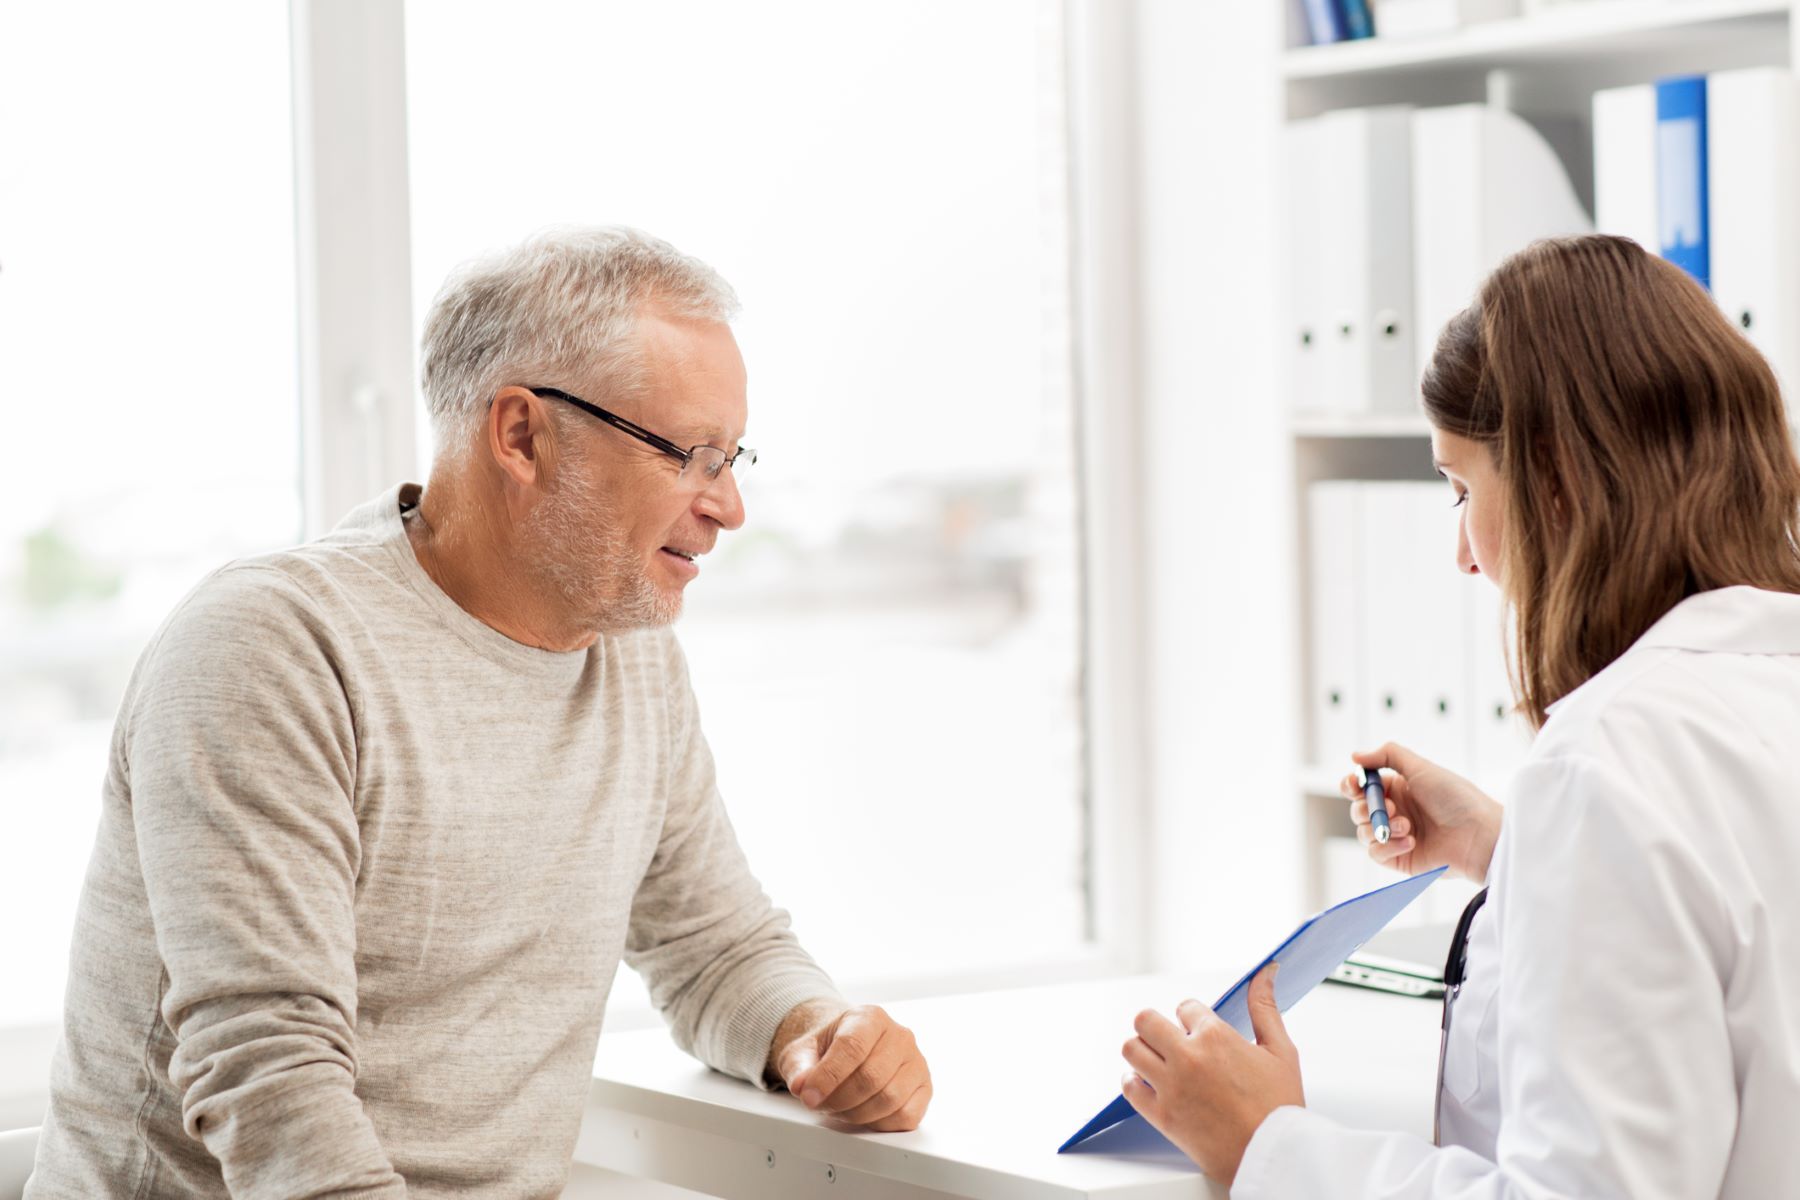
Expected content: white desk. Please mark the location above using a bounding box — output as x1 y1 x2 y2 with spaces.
576 974 1441 1199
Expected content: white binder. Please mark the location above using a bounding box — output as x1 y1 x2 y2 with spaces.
1708 67 1800 410
1354 483 1474 770
1469 574 1532 788
1411 104 1592 384
1406 484 1475 776
1592 83 1659 254
1358 484 1429 760
1308 481 1366 766
1317 106 1416 414
1285 119 1330 412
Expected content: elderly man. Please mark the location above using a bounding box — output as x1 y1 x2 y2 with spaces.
29 227 931 1198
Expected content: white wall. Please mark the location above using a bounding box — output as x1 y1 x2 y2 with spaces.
1129 0 1302 970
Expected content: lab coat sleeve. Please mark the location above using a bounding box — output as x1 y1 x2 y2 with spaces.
1232 752 1737 1200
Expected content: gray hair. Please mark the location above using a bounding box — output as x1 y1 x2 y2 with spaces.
419 225 740 456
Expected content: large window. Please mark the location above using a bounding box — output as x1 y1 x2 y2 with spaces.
0 4 302 1029
0 2 1091 1048
405 0 1090 987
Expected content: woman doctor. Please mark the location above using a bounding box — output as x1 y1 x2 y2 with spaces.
1119 234 1800 1197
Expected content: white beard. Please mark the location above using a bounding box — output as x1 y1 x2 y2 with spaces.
521 449 682 633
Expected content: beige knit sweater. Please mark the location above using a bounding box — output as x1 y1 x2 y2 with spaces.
28 483 840 1199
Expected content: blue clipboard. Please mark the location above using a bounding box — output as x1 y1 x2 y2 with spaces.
1057 866 1448 1153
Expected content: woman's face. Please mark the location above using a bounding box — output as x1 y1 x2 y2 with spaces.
1431 428 1504 587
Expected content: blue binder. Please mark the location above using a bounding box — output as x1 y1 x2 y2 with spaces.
1656 76 1710 291
1340 0 1377 40
1301 0 1347 44
1057 866 1448 1153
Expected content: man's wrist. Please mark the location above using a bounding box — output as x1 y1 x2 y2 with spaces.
763 997 842 1087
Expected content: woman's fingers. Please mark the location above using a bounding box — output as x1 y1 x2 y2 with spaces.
1350 799 1412 837
1345 762 1411 810
1122 1036 1162 1080
1375 837 1415 864
1356 819 1416 858
1346 761 1420 869
1354 742 1431 779
1347 759 1420 867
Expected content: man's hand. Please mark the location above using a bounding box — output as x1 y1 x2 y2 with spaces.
767 1001 932 1132
1120 965 1303 1188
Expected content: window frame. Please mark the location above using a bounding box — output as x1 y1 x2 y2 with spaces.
293 0 1153 998
291 0 419 537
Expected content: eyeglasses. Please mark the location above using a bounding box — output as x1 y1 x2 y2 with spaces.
1434 885 1490 1145
527 386 756 488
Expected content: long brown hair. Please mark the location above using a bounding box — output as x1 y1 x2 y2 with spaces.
1421 234 1800 728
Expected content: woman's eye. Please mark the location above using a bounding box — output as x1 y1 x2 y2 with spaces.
1451 491 1469 509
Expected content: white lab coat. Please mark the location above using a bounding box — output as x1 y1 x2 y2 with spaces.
1234 586 1800 1199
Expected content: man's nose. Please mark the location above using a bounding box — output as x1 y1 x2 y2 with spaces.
695 467 746 530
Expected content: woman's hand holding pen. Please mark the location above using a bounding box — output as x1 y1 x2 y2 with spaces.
1340 743 1503 882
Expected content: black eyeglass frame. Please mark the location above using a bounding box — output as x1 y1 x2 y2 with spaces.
526 386 755 479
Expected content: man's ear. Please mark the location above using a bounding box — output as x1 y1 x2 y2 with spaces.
486 386 558 489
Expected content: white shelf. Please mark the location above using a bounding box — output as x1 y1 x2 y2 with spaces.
1282 0 1794 913
1285 0 1788 81
1292 411 1434 437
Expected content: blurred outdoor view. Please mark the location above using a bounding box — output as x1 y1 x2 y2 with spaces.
0 0 1089 1035
407 0 1090 994
0 4 301 1028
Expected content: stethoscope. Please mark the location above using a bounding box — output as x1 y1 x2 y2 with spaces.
1435 886 1490 1146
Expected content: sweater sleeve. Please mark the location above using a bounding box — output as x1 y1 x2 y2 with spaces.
622 631 845 1088
128 566 405 1198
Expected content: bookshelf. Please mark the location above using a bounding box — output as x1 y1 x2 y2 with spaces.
1281 0 1800 913
1285 0 1787 82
